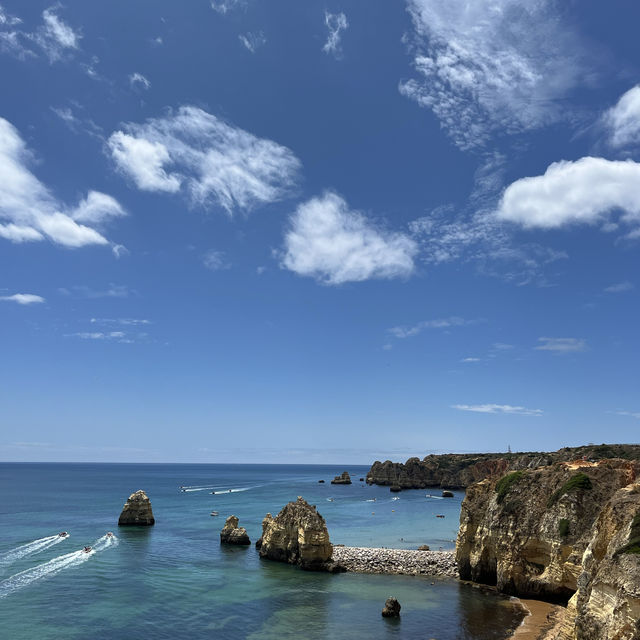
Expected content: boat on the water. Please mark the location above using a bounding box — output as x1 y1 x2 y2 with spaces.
210 511 219 516
82 546 92 553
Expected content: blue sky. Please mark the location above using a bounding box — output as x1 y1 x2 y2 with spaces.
1 0 639 464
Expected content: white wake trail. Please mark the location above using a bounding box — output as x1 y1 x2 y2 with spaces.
0 535 68 570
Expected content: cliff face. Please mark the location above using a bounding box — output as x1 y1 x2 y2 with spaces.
455 459 640 639
258 496 333 570
366 444 640 490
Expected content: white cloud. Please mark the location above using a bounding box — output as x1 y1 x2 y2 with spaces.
497 157 640 235
535 337 587 353
603 85 640 150
461 357 481 363
210 0 244 14
108 106 300 214
0 4 32 58
71 331 127 340
0 293 45 305
401 0 586 150
281 192 417 285
239 32 265 53
59 284 131 298
615 410 640 420
323 11 348 58
604 281 634 294
33 6 80 62
129 72 151 90
389 316 471 339
0 117 124 248
452 403 542 416
202 250 230 271
90 318 150 326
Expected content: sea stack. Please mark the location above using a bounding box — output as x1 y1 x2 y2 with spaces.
258 496 334 570
381 597 401 618
220 515 251 545
118 490 155 526
331 471 352 485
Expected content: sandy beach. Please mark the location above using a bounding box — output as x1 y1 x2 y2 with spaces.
510 599 563 640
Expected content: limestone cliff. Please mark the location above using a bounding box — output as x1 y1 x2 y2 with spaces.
258 496 333 570
118 489 155 526
367 444 640 490
455 459 640 639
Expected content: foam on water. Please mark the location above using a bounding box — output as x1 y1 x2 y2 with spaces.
0 535 68 571
0 534 117 599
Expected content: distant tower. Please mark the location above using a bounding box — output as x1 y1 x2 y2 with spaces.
507 444 512 454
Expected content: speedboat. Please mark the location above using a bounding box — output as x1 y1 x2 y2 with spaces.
391 497 400 501
82 546 92 553
106 532 114 538
210 511 219 516
58 531 68 538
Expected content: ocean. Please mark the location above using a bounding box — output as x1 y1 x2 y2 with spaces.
0 463 523 639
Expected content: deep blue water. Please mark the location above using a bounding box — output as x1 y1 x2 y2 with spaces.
0 463 522 639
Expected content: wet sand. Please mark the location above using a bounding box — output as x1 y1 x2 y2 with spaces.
510 599 562 640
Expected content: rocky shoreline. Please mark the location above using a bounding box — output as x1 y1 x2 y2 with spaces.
332 546 457 578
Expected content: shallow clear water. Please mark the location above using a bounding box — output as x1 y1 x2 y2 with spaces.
0 463 522 639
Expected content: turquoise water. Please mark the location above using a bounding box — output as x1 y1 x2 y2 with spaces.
0 463 522 639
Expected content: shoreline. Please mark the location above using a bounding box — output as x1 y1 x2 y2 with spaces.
509 598 563 640
332 546 457 578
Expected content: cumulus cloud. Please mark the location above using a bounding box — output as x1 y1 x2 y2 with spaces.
603 85 640 150
389 316 472 338
496 157 640 235
0 117 125 248
323 11 348 58
0 293 45 305
535 337 587 353
452 403 542 416
401 0 586 150
108 106 300 214
239 32 265 53
281 192 417 285
129 72 151 90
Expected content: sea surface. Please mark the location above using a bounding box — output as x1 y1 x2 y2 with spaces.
0 463 523 639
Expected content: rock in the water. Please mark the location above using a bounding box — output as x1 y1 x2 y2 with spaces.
258 496 333 570
418 544 430 551
118 490 155 526
359 478 365 482
381 597 401 617
390 485 402 493
442 490 454 498
331 471 352 485
220 515 251 545
318 479 325 483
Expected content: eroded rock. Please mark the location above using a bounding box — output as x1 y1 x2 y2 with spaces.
118 490 155 526
258 496 333 570
220 515 250 545
331 471 352 485
381 597 401 617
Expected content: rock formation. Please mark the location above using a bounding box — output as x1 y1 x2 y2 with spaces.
455 459 640 639
258 496 334 570
381 597 401 617
366 444 640 490
118 490 155 526
331 471 352 485
220 515 250 545
418 544 430 551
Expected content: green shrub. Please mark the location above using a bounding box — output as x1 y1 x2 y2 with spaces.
558 519 570 537
547 472 593 508
616 537 640 556
495 471 524 504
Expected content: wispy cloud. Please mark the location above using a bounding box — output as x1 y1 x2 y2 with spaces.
461 357 481 363
71 331 126 340
0 117 124 249
210 0 245 14
452 403 543 416
108 106 301 214
604 281 634 294
129 72 151 90
389 316 473 339
401 0 588 150
202 250 230 271
614 410 640 420
59 284 131 299
0 293 45 305
239 31 265 53
496 157 640 238
90 318 150 326
281 191 417 285
535 337 587 353
603 85 640 150
34 6 80 62
323 11 348 58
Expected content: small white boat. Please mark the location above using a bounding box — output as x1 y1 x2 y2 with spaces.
210 511 219 516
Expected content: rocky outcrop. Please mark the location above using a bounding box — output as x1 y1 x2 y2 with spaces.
456 459 640 639
367 444 640 490
118 490 155 526
331 471 352 485
258 497 333 570
220 515 250 545
442 490 454 498
381 597 401 618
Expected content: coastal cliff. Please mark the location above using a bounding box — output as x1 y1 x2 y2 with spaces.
455 459 640 639
366 444 640 490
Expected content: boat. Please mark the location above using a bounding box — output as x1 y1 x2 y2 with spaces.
58 531 68 538
391 497 400 501
210 511 219 516
82 546 92 553
106 532 114 537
